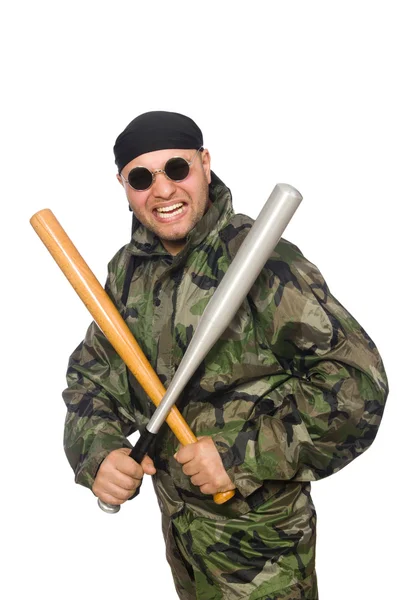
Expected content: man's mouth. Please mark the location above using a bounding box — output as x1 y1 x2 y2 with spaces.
154 202 185 220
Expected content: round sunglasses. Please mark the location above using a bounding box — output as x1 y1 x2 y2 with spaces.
121 147 203 191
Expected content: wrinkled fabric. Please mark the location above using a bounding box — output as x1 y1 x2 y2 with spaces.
63 177 388 599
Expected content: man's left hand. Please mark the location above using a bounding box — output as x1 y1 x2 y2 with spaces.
174 436 236 495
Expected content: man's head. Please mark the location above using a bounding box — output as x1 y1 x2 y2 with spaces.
114 111 211 254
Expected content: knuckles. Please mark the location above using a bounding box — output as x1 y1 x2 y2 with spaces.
199 483 215 495
119 488 135 501
175 437 232 495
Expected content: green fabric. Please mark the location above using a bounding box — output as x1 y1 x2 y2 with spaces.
63 178 388 598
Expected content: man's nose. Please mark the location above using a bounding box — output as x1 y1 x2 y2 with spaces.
151 171 177 198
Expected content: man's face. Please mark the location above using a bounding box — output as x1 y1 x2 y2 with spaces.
118 148 211 247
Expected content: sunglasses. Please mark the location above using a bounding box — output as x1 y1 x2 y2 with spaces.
121 147 203 191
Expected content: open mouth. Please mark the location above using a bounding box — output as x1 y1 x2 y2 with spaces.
153 202 186 221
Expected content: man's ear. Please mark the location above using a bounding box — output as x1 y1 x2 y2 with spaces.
116 173 132 211
201 149 211 184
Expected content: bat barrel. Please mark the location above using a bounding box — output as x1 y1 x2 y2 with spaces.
29 209 197 446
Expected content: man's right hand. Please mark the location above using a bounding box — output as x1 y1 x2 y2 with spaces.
92 447 156 505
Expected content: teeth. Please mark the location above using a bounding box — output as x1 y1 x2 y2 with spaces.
156 203 183 213
156 207 184 219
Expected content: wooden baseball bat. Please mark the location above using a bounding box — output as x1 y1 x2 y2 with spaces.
30 209 234 505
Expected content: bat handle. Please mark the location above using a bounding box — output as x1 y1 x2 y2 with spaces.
97 431 236 512
97 430 157 514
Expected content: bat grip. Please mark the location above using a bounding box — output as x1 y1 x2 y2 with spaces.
129 429 157 463
97 430 157 514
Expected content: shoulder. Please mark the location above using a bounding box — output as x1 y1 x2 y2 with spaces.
218 213 254 259
219 211 325 298
270 238 326 291
107 243 132 275
219 212 313 275
105 243 134 304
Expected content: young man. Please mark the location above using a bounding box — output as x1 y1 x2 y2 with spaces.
63 111 388 599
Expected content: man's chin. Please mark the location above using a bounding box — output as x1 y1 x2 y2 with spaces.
152 223 192 242
158 232 188 243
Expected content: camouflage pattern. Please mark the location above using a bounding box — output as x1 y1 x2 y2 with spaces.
63 174 388 599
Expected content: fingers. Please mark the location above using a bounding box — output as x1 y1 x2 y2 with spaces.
181 462 200 477
112 468 141 490
93 475 138 505
95 479 138 505
197 482 219 495
190 473 208 487
174 443 196 465
93 447 156 505
115 450 145 478
173 437 236 496
141 454 156 475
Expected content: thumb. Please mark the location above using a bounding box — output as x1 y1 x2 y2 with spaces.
141 454 156 475
119 447 134 456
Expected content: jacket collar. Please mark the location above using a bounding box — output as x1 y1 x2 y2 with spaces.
128 172 234 257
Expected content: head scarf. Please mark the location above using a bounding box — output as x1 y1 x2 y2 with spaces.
114 111 204 173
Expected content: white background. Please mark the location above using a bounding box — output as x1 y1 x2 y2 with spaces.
2 1 395 598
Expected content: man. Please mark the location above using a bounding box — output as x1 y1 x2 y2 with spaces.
63 111 388 599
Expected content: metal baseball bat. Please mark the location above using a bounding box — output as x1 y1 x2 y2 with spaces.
100 183 302 513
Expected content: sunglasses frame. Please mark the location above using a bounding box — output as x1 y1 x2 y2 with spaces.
121 147 203 191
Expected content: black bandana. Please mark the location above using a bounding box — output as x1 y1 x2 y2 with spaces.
114 111 204 173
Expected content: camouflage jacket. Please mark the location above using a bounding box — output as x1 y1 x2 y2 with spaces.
63 175 388 596
63 173 388 509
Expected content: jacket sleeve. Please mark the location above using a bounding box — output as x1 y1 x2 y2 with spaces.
62 276 137 490
213 241 389 498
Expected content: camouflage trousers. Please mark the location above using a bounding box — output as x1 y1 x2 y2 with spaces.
162 483 318 599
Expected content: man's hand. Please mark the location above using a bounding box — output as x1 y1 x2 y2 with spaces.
92 447 156 505
174 437 236 495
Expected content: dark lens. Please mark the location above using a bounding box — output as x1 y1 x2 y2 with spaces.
128 167 153 191
165 157 190 182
